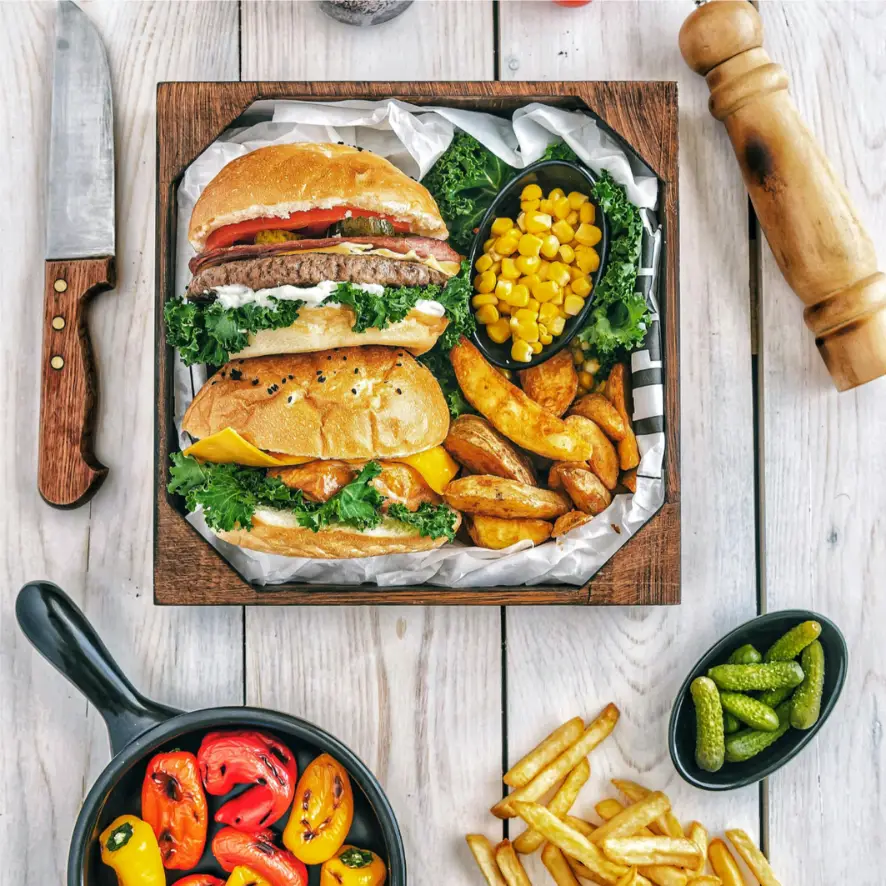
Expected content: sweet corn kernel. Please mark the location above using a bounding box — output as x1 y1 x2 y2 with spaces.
575 248 600 274
491 217 515 236
569 264 584 281
539 198 554 215
504 283 530 307
552 197 571 220
472 294 498 308
566 210 580 226
548 187 566 201
489 260 502 275
521 183 543 201
495 235 519 256
551 219 575 244
515 254 541 274
585 357 601 374
525 212 553 234
519 273 541 291
516 212 528 233
513 320 539 342
511 339 534 362
498 301 513 315
500 257 521 280
538 323 548 335
540 234 560 260
536 260 549 281
487 250 502 263
530 341 543 354
572 348 584 364
526 297 541 313
515 307 539 322
550 288 565 306
570 275 592 298
539 332 553 346
559 244 575 264
495 279 513 301
532 280 560 303
568 191 589 209
521 199 540 214
483 237 496 252
518 233 544 257
579 370 594 388
486 317 511 343
579 202 595 224
549 316 566 335
475 304 500 325
564 294 585 316
475 271 496 293
547 261 572 287
538 303 560 326
574 223 602 247
475 253 493 273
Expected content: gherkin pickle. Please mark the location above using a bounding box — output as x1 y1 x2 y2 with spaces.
725 702 793 763
719 692 779 732
790 640 825 729
690 676 725 772
727 643 762 665
329 217 396 237
764 620 821 662
759 685 794 708
723 711 742 734
707 661 804 692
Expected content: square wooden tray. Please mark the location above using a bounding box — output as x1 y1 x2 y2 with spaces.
154 81 679 606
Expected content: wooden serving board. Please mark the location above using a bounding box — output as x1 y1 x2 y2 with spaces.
154 81 679 606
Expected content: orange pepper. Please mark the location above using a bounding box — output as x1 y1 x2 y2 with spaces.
320 846 387 886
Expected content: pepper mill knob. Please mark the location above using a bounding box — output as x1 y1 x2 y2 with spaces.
680 0 886 391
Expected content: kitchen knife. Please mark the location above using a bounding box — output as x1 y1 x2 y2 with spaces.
39 0 115 507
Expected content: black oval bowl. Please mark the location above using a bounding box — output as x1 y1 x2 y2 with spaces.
669 609 848 791
468 159 609 370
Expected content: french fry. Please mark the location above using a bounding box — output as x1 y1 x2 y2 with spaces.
466 834 508 886
687 878 721 885
611 780 684 838
601 837 701 868
495 840 533 886
725 830 782 886
686 823 708 875
512 801 634 885
493 704 620 818
565 815 596 837
504 717 584 787
707 839 744 886
542 843 583 886
589 793 671 845
615 869 641 886
594 799 687 886
514 758 591 854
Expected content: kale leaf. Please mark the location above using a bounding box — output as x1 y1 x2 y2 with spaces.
298 462 385 532
387 502 459 543
422 131 517 252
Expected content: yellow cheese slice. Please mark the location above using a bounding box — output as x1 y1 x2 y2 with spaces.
284 242 460 278
183 428 312 468
395 446 460 494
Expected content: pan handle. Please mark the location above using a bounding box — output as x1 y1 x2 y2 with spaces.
16 580 180 755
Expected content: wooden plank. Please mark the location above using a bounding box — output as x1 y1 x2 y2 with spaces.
0 4 244 885
759 3 886 881
238 6 504 884
498 2 759 879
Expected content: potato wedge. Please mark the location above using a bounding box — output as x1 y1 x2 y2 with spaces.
621 468 638 493
552 510 593 538
451 338 593 461
444 415 537 485
468 515 552 550
548 461 590 491
445 475 571 519
570 393 626 441
466 835 508 886
565 415 619 490
559 466 613 516
518 350 578 417
605 363 640 471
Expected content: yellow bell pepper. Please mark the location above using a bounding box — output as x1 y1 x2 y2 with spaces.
226 865 273 886
320 846 387 886
99 815 165 886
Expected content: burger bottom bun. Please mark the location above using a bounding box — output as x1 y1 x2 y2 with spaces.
233 304 448 359
216 507 461 559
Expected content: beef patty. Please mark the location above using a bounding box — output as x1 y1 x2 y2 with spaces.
187 252 451 298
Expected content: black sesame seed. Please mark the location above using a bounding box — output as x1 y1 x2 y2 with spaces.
281 378 287 384
288 374 294 379
354 368 359 374
351 388 357 395
395 362 402 367
238 359 245 364
252 379 260 386
342 355 347 361
211 380 217 386
396 388 402 395
230 368 242 380
318 376 326 383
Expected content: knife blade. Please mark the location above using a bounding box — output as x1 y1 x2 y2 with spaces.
39 0 116 508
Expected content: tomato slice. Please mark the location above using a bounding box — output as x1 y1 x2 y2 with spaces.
204 207 411 250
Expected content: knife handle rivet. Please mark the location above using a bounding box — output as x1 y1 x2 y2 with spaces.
50 356 65 370
54 279 67 293
51 316 66 330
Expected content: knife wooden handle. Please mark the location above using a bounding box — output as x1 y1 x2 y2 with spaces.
38 257 114 508
679 0 886 391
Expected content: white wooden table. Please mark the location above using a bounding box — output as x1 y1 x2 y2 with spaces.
2 2 884 884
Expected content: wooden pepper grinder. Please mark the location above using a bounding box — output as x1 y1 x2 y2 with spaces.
680 0 886 391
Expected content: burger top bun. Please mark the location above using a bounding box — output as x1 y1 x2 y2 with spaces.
188 143 449 250
182 346 450 461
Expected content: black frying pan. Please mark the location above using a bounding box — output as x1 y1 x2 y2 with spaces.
16 581 407 886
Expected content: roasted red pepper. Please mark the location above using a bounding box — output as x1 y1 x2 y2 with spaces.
198 730 297 830
171 876 225 886
141 751 209 869
213 827 308 886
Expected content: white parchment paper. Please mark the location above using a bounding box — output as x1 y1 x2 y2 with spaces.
173 99 664 589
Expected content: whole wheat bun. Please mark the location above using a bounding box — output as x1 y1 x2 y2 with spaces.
189 143 448 250
182 346 450 460
232 304 447 359
216 508 461 559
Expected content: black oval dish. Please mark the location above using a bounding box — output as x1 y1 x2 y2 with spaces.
468 159 609 370
16 581 407 886
669 609 847 791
